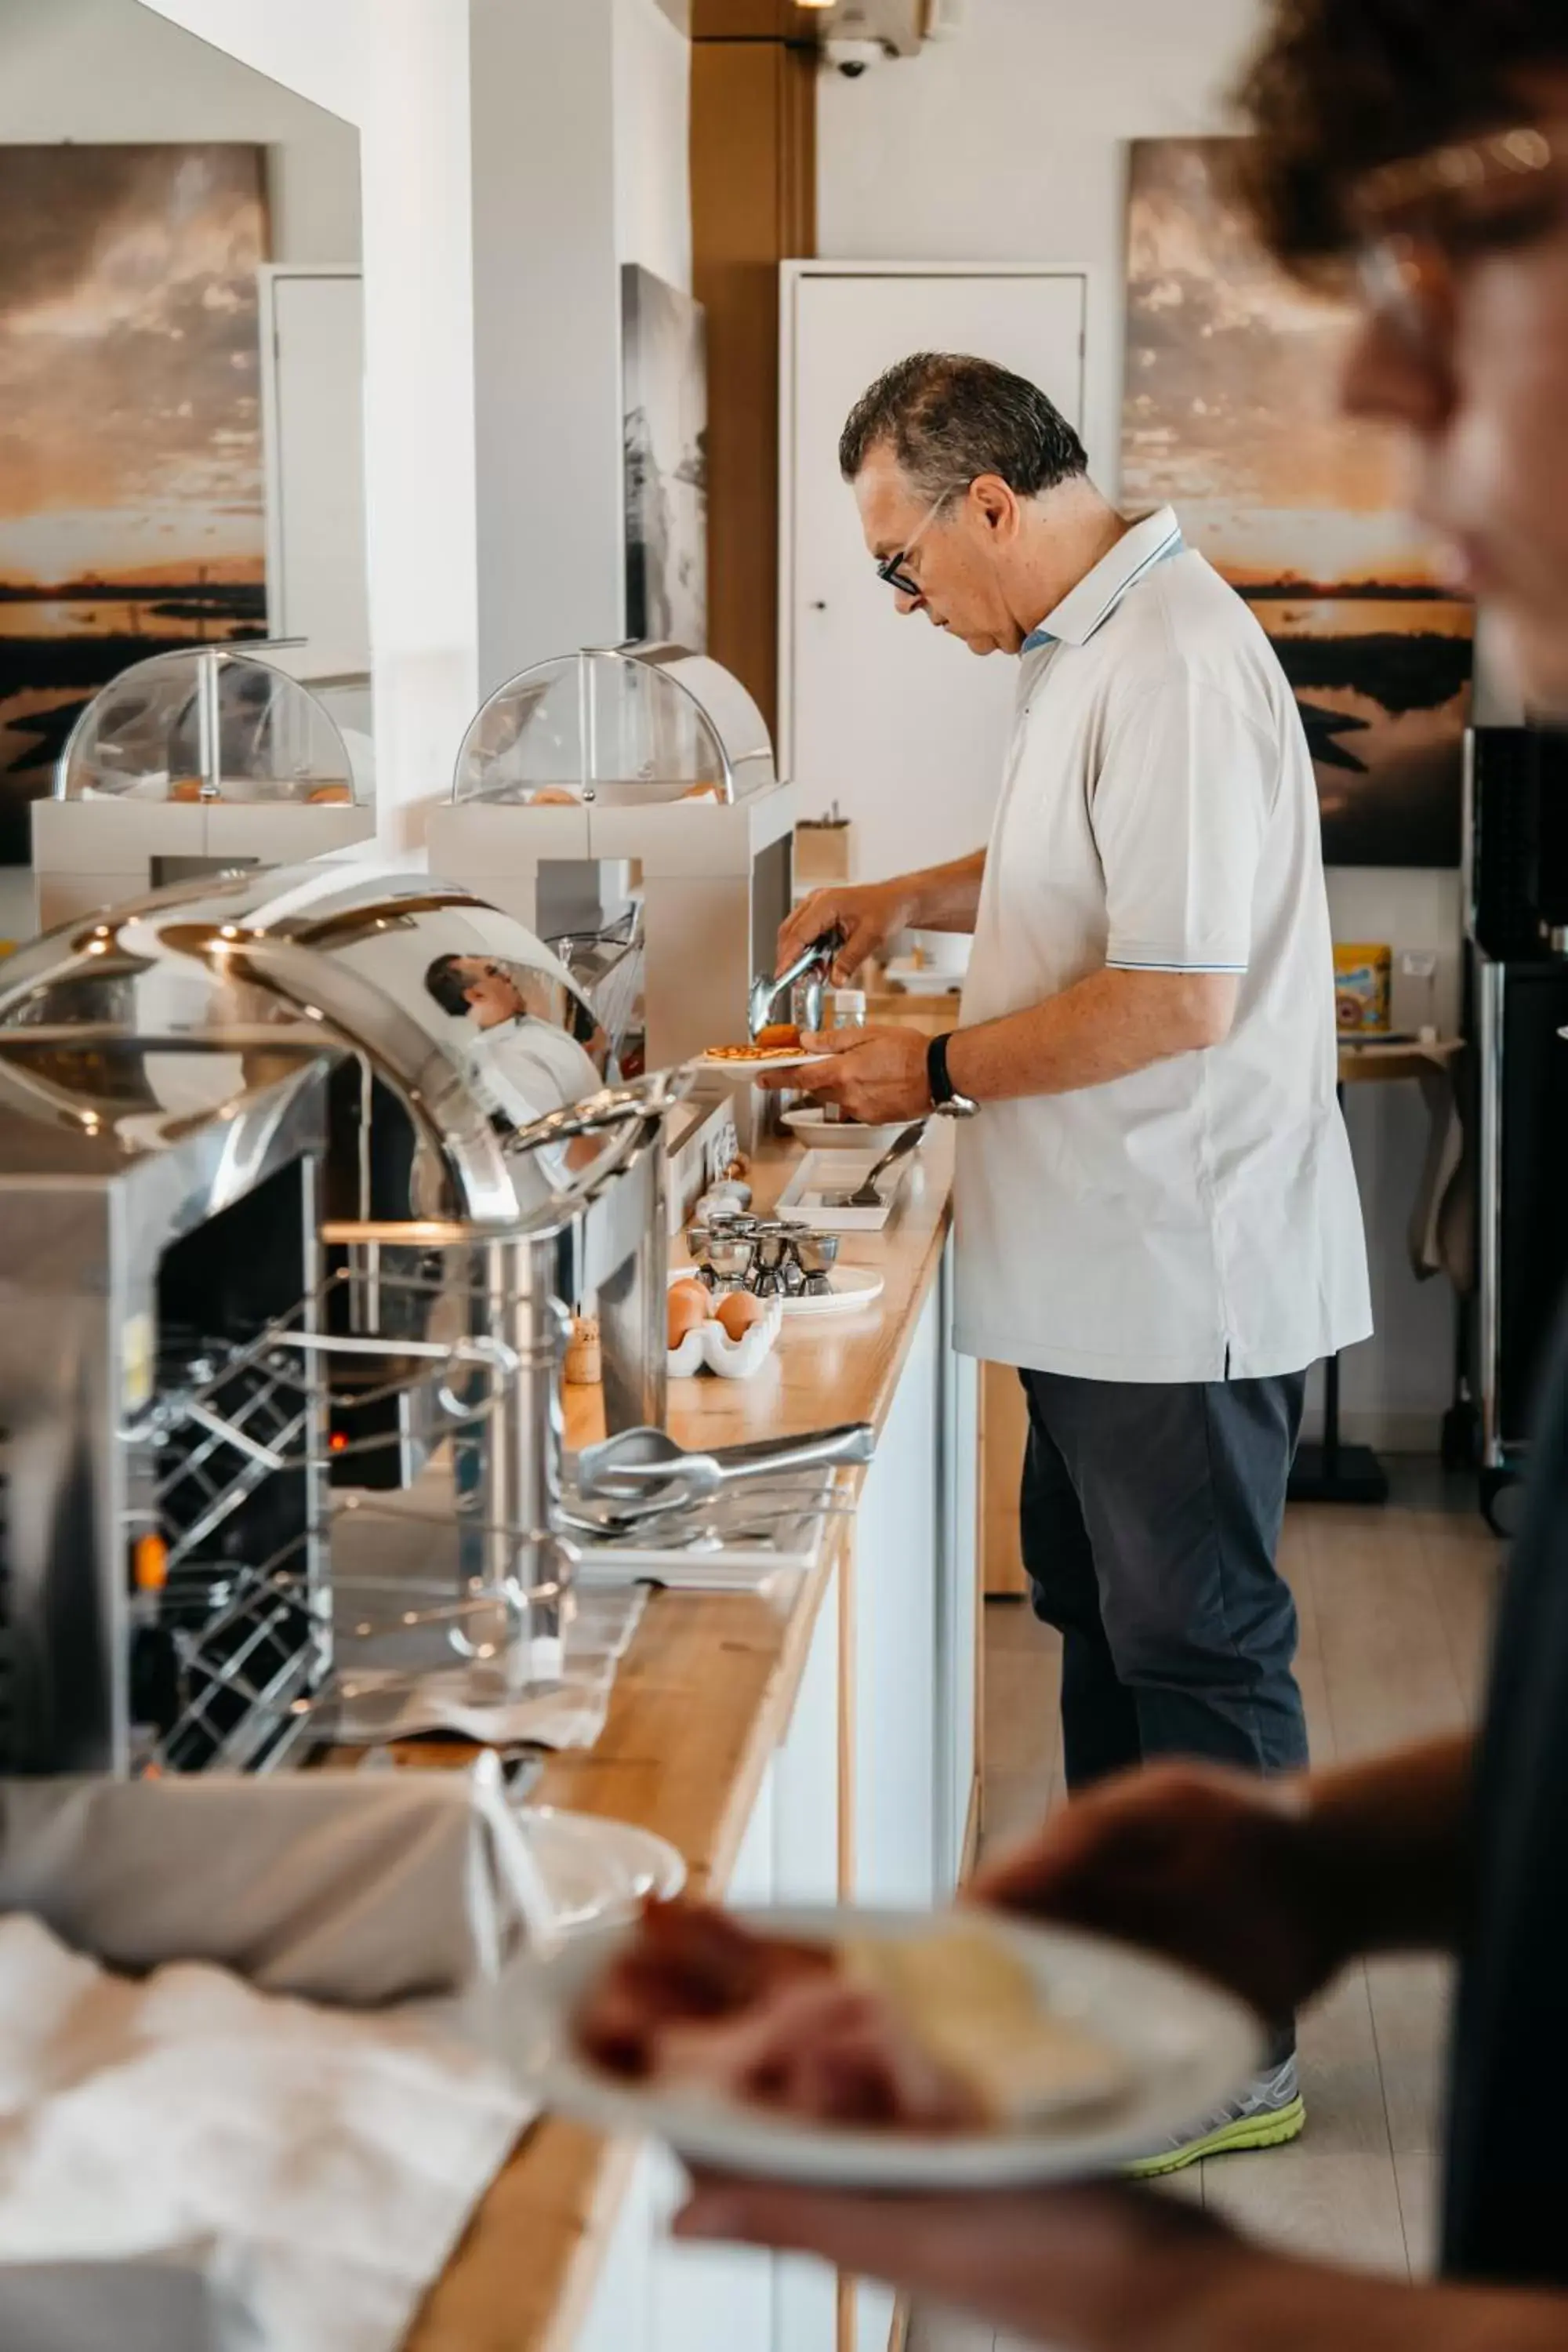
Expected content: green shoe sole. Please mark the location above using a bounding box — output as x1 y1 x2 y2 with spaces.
1126 2093 1306 2180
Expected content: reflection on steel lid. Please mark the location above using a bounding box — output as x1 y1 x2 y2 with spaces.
0 865 680 1229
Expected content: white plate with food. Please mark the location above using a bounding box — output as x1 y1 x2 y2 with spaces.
693 1047 832 1076
783 1108 933 1154
512 1899 1264 2190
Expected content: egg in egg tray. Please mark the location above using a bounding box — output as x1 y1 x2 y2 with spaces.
666 1273 783 1380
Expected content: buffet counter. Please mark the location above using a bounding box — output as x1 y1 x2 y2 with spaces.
405 1123 971 2352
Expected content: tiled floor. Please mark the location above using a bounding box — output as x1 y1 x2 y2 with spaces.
913 1463 1504 2352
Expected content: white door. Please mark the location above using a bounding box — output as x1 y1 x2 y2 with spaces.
782 267 1087 886
260 267 370 679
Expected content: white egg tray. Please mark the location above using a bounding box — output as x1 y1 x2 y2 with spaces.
667 1276 783 1380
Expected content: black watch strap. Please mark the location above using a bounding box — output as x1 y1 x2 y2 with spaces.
927 1031 956 1108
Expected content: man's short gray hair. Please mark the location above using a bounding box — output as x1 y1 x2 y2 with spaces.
838 352 1089 503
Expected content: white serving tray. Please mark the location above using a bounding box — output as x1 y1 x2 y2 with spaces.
775 1148 911 1233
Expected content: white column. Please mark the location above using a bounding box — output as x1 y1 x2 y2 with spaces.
139 0 481 862
468 0 692 699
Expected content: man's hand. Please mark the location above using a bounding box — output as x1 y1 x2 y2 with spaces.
970 1764 1352 2022
777 884 917 985
677 2172 1568 2352
972 1740 1475 2015
678 2176 1265 2352
760 1025 931 1123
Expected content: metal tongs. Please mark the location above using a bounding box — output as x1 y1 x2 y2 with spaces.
747 927 845 1042
575 1421 875 1508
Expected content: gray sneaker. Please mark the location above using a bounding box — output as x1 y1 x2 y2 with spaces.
1126 2053 1305 2178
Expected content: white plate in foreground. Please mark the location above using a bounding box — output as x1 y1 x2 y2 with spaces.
512 1903 1264 2190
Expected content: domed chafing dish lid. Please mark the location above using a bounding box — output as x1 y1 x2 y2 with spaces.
56 647 361 808
0 865 681 1227
451 642 776 810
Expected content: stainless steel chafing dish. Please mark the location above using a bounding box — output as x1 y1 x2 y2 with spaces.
0 866 688 1702
0 1037 336 1773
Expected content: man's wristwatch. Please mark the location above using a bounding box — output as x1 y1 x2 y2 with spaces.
926 1032 980 1120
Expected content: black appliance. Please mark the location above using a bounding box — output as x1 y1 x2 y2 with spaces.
1466 726 1568 1529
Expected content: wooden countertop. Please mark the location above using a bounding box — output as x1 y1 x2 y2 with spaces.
403 1122 956 2352
568 1121 956 1460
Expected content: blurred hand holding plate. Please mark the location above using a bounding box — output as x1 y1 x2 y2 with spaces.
509 1900 1264 2190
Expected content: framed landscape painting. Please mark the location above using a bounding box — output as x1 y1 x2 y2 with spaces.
1122 136 1473 867
0 144 268 862
622 263 708 652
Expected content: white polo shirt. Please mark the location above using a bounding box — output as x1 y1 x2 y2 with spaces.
953 507 1371 1385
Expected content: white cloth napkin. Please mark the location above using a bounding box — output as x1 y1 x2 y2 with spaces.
0 1914 531 2352
0 1771 548 2005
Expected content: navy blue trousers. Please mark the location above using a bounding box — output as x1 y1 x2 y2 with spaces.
1018 1367 1309 1792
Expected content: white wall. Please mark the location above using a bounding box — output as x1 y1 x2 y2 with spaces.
815 0 1469 1448
818 0 1261 488
470 0 691 699
141 0 481 861
615 0 693 294
0 0 360 261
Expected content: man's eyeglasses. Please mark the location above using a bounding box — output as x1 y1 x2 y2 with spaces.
875 487 959 599
1352 119 1568 357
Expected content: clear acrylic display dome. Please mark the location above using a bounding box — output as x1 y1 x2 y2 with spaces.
451 643 777 808
56 646 360 806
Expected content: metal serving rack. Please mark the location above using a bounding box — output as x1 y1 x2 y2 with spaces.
129 1258 530 1772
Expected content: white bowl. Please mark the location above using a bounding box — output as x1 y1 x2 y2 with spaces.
783 1107 931 1154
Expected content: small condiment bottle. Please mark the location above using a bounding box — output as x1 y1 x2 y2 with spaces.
823 986 866 1124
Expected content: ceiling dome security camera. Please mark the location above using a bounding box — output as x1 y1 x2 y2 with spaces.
824 35 885 75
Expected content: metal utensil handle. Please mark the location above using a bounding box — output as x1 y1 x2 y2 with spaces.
751 926 847 1036
780 925 844 989
710 1422 875 1481
863 1118 928 1190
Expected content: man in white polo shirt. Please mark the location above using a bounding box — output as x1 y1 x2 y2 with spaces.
779 352 1369 2141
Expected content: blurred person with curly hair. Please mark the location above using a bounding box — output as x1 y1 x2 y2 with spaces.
680 4 1568 2340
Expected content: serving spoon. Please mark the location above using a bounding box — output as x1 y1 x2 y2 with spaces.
822 1119 928 1210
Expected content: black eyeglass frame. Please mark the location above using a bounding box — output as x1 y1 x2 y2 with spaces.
873 486 961 599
